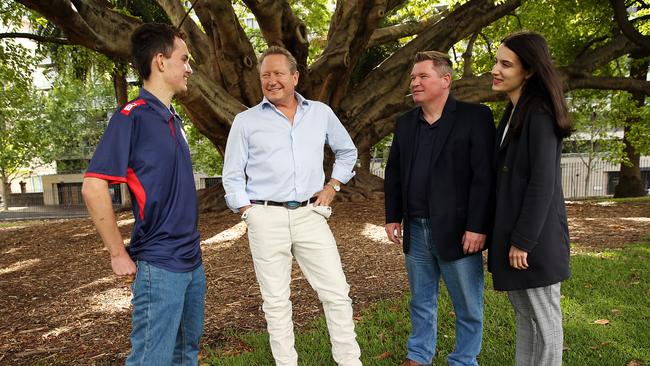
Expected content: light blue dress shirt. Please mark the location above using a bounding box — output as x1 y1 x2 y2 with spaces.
222 93 358 213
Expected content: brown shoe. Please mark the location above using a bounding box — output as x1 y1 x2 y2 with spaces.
401 359 430 366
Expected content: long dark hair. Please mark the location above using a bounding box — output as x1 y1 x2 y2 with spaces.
502 31 572 137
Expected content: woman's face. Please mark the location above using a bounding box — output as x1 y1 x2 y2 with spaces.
492 44 531 104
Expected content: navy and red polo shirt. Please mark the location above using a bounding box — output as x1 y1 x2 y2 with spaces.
86 88 201 273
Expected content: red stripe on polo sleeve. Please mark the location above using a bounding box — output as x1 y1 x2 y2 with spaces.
126 168 147 220
84 172 128 185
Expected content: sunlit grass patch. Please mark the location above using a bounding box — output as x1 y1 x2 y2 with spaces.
205 242 650 365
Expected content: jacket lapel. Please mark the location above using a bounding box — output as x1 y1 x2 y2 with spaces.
496 105 513 153
430 96 457 166
403 108 420 186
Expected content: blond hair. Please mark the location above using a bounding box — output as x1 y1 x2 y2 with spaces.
259 46 298 73
414 51 453 77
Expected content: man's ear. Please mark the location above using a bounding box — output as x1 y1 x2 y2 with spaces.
153 53 165 73
443 73 452 89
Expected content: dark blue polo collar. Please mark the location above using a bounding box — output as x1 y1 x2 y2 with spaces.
138 88 177 121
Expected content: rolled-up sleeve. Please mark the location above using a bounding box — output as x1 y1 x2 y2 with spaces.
325 107 357 184
222 115 251 213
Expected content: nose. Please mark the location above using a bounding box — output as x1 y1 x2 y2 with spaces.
410 77 419 87
491 63 499 76
185 62 193 75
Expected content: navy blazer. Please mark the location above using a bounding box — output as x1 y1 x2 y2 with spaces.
488 101 571 291
384 96 496 261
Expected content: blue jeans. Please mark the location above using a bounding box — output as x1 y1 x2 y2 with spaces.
405 218 484 366
126 261 206 366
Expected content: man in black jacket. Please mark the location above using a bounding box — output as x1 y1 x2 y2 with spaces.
384 51 495 366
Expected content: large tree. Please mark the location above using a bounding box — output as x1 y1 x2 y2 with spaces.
0 37 46 210
4 0 650 203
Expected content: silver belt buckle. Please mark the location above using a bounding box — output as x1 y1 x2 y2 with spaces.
283 201 301 210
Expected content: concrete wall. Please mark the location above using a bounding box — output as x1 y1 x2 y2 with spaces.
41 173 130 206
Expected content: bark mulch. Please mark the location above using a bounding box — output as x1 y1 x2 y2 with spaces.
0 198 648 365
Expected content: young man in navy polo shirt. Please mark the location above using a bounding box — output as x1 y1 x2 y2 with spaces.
82 23 204 365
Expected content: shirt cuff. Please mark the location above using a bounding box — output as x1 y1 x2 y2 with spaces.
331 164 356 185
224 191 251 214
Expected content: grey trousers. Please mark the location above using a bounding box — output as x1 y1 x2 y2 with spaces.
507 283 563 366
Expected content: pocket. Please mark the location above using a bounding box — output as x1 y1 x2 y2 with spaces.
310 204 332 219
130 262 138 293
240 205 257 220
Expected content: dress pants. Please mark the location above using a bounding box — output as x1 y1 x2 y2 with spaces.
507 283 563 366
243 203 362 366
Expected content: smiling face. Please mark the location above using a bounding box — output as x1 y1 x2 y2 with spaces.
161 37 193 95
409 60 451 105
259 54 299 106
491 44 531 104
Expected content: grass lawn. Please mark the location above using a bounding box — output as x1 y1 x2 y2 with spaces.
205 240 650 366
0 220 41 228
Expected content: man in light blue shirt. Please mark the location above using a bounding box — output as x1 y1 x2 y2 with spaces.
222 46 362 366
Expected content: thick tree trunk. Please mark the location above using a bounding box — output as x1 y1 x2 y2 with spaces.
614 56 648 198
322 144 384 203
196 184 228 213
615 125 646 197
1 171 9 211
112 63 128 106
339 146 384 202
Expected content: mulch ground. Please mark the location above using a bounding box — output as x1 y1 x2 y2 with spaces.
0 197 648 365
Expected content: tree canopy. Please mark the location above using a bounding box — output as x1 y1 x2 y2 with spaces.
3 0 650 199
0 36 45 208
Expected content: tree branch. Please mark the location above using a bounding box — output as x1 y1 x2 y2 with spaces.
478 31 494 58
155 0 211 66
385 0 408 13
16 0 138 61
567 33 641 75
305 0 388 105
462 33 479 77
15 0 249 152
341 0 521 142
366 13 444 48
574 35 609 60
610 0 650 49
0 32 73 45
191 0 261 106
240 0 309 74
361 69 650 153
566 75 650 94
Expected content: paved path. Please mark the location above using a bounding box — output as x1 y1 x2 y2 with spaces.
0 205 89 220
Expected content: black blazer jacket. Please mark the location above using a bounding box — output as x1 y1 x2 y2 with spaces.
384 96 495 261
488 101 571 291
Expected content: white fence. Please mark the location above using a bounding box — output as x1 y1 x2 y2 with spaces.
369 155 650 199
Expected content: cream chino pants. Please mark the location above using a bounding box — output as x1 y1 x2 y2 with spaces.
242 203 362 366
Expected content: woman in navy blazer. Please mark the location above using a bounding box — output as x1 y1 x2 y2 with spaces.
489 31 572 366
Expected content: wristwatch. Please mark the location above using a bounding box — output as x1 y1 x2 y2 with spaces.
326 182 341 192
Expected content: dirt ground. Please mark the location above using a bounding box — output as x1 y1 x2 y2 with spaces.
1 197 649 365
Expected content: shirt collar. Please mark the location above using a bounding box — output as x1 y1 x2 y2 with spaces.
416 95 457 124
261 92 310 109
138 87 176 121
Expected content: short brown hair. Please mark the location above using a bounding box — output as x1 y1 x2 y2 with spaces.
259 46 298 73
414 51 453 77
130 23 184 81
